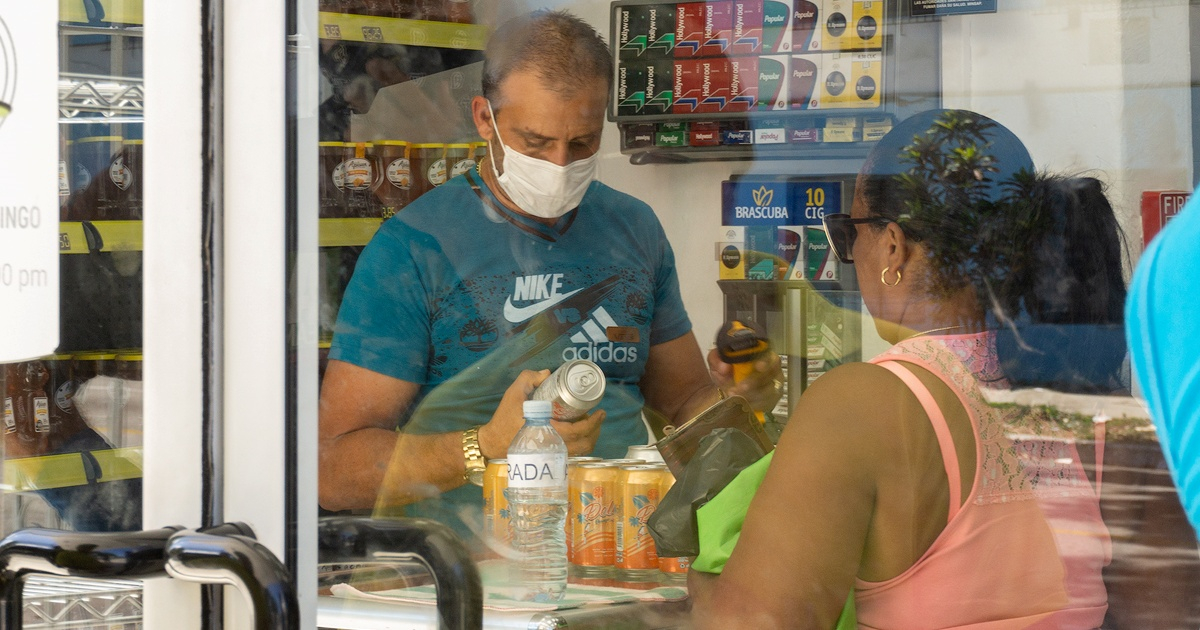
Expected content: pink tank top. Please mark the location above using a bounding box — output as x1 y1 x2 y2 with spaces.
855 334 1110 629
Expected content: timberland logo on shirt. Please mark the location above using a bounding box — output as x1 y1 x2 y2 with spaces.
504 273 583 324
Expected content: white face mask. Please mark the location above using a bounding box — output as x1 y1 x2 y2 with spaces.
487 101 598 219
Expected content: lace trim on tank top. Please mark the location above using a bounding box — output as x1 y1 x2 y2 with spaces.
874 333 1096 506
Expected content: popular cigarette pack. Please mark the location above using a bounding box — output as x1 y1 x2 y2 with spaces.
756 55 789 110
788 53 822 109
656 122 688 146
761 0 793 53
777 227 838 281
791 0 822 51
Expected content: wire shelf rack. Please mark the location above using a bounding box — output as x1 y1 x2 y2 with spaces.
22 576 142 629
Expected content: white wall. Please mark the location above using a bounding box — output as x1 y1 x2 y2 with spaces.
940 0 1194 257
504 0 1194 330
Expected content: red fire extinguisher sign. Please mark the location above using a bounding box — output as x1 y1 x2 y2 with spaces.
1141 190 1191 246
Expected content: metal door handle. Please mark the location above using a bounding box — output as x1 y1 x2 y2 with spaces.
0 526 181 629
166 522 299 630
319 516 483 630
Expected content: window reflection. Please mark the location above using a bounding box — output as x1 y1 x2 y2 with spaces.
307 2 1199 629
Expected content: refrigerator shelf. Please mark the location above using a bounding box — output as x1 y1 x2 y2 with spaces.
59 74 145 119
60 218 387 254
60 0 144 27
319 217 384 247
22 576 143 629
318 12 489 50
59 221 142 254
623 142 875 164
6 447 143 493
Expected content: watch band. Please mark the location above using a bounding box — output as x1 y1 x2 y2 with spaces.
462 427 487 485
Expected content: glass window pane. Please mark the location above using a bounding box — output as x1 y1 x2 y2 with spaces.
2 3 146 626
293 1 1196 628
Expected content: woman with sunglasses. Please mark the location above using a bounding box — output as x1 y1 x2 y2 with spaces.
688 109 1123 629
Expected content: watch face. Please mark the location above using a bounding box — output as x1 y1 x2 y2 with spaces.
467 467 485 486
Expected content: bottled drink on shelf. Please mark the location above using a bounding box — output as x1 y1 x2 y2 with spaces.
446 143 474 180
374 140 411 219
120 139 144 219
505 399 568 602
414 0 446 22
3 363 17 436
319 141 347 219
409 143 444 201
11 360 53 454
446 0 473 24
343 142 376 218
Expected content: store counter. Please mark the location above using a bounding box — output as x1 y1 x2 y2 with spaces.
318 594 690 630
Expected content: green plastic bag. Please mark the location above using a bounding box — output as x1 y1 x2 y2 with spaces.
693 451 857 630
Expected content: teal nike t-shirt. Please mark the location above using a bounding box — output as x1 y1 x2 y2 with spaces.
330 171 692 536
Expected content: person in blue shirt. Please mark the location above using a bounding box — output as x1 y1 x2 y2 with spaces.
318 10 781 534
1126 188 1200 538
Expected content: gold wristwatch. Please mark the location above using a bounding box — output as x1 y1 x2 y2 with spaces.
462 427 487 486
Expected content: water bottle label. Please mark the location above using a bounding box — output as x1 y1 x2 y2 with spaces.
507 453 566 488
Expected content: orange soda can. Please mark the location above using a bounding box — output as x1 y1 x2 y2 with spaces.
566 457 603 557
482 459 510 546
657 468 690 576
570 462 620 574
615 464 666 574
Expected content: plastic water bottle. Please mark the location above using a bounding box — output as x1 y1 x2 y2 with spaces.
505 400 568 602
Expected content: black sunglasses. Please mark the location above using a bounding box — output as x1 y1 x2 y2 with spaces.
822 213 892 264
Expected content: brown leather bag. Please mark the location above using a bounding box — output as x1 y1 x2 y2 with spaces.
654 395 775 478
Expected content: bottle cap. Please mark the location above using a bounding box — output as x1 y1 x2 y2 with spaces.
523 400 552 417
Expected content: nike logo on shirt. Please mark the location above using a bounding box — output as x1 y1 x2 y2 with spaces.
504 288 583 323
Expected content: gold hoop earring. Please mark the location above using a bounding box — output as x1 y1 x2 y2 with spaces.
881 266 902 287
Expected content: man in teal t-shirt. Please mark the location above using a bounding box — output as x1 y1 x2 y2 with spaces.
318 10 782 539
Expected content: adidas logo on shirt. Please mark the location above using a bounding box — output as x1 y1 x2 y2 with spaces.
563 307 639 364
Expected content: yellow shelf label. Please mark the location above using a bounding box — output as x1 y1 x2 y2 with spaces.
318 12 489 50
5 447 143 492
320 217 384 247
60 0 144 25
60 221 144 254
59 219 380 251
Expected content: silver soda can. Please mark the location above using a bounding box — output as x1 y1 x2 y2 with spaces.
532 359 606 422
624 444 665 464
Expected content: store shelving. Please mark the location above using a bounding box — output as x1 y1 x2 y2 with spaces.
317 217 385 247
625 141 877 164
5 448 143 493
59 0 144 27
23 576 143 629
60 219 386 253
59 73 145 119
59 221 142 254
317 11 488 49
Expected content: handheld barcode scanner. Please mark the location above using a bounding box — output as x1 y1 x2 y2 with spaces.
715 319 771 422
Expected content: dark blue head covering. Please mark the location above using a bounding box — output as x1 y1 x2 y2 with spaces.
861 109 1128 393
